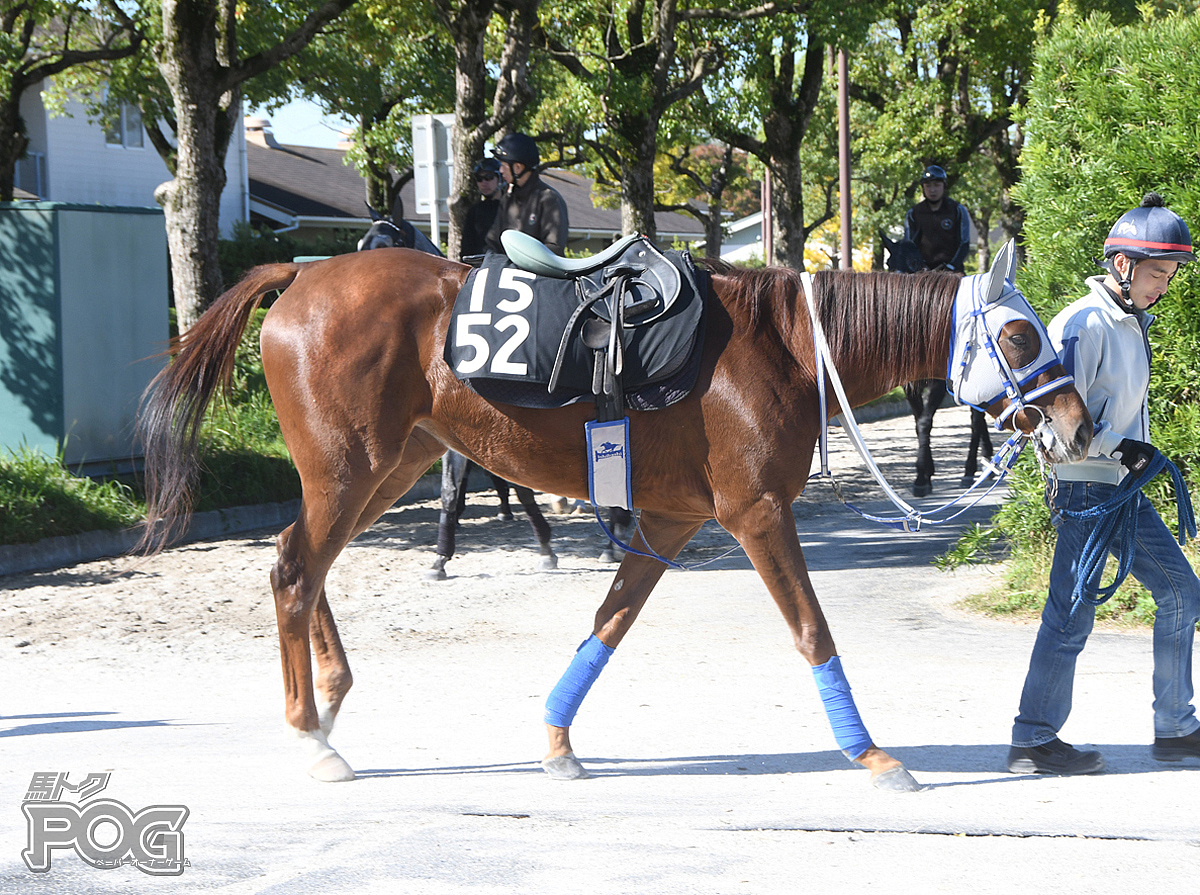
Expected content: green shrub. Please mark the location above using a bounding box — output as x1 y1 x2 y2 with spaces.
219 220 362 289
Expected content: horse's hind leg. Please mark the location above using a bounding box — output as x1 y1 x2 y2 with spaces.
542 512 702 779
599 507 634 563
309 589 350 737
725 499 925 792
490 473 515 521
513 484 557 570
275 428 445 781
430 450 471 580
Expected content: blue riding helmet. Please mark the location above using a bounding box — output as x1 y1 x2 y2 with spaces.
920 165 948 183
1103 192 1195 264
492 133 539 169
473 157 501 177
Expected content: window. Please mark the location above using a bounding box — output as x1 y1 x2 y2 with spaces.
105 103 144 149
15 152 47 197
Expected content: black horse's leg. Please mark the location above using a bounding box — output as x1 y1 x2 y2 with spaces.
906 380 942 497
513 485 558 570
429 450 471 581
489 472 515 521
961 409 995 485
599 507 634 563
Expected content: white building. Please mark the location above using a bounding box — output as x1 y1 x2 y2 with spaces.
15 82 247 234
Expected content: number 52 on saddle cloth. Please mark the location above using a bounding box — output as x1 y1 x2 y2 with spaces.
443 236 707 510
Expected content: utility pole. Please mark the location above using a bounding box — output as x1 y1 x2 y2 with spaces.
837 49 852 271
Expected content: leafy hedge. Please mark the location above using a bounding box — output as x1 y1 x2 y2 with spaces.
953 11 1200 621
218 221 362 289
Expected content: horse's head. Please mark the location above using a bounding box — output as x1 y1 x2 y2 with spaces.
882 234 928 274
357 209 413 252
949 241 1091 463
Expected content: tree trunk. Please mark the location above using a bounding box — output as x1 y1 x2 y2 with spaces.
0 97 30 202
620 121 658 241
447 11 490 261
156 0 235 332
770 155 807 269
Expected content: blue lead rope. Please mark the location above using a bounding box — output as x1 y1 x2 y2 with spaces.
1065 450 1196 617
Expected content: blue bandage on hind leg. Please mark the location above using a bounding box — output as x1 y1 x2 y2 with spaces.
545 635 615 727
812 655 873 761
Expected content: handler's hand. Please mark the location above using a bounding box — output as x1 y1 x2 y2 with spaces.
1114 438 1155 474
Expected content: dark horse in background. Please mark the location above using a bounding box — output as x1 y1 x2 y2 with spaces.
882 234 994 496
136 244 1090 790
358 207 556 579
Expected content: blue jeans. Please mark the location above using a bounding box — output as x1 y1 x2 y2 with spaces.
1012 480 1200 747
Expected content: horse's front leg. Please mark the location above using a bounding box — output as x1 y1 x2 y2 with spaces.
727 497 926 792
542 512 703 779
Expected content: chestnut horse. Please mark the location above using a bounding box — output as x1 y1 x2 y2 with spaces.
138 247 1091 791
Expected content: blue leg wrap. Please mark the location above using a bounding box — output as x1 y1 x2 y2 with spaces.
545 635 614 727
812 655 873 761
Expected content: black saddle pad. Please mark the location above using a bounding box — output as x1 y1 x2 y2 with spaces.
444 247 706 410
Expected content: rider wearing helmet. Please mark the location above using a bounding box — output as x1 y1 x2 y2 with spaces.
903 165 973 272
485 132 570 256
1008 191 1200 776
462 157 504 258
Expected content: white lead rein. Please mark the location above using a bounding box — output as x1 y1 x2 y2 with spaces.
801 270 1028 532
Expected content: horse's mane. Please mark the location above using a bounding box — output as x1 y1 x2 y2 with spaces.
699 261 960 383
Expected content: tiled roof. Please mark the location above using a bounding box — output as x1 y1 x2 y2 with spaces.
246 141 703 237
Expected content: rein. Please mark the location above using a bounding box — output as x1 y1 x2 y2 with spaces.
802 270 1057 532
1065 450 1196 618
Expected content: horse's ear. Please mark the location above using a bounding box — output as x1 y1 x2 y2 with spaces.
366 204 384 222
984 239 1018 303
881 233 896 251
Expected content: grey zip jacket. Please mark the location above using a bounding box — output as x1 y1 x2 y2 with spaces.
1049 275 1153 484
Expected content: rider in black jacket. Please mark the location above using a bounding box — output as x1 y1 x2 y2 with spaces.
484 133 569 256
903 165 972 272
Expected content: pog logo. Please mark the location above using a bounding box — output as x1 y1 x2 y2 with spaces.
21 772 189 876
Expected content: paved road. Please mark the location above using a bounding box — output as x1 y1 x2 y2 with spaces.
2 407 1198 893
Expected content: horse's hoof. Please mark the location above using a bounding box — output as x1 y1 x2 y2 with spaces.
308 752 356 783
599 547 624 563
549 497 571 514
538 554 558 571
541 752 589 780
911 481 932 498
871 765 928 793
960 474 976 487
426 556 448 581
497 510 514 522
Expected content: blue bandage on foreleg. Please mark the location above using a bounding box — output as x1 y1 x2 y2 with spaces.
545 634 615 727
812 655 873 761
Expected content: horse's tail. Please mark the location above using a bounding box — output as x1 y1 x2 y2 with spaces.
136 263 302 554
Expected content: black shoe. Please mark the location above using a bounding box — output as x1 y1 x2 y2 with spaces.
1007 738 1105 775
1152 728 1200 762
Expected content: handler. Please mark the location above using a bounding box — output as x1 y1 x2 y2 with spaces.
1007 192 1200 775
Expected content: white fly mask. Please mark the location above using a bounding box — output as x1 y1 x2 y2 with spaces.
947 240 1074 429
